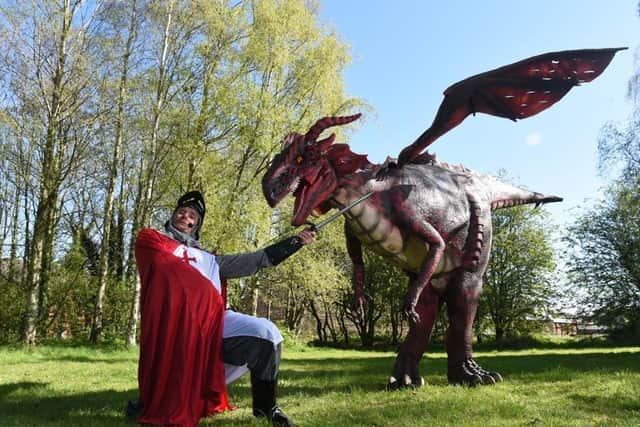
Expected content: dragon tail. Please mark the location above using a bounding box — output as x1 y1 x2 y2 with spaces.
480 175 563 211
462 183 561 271
490 193 562 211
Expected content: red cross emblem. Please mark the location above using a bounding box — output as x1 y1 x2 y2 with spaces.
181 248 196 264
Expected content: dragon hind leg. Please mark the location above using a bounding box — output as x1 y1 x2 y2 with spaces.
444 271 502 386
388 281 441 390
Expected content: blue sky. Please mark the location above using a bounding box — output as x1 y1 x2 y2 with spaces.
318 1 639 229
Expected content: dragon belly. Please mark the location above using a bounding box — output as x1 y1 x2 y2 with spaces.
345 214 459 276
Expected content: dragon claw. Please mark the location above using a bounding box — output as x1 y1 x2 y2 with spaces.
467 359 503 384
402 296 421 325
386 374 425 391
448 359 502 386
406 310 420 326
387 353 424 391
402 305 420 326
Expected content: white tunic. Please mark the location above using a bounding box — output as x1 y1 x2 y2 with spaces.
171 244 283 383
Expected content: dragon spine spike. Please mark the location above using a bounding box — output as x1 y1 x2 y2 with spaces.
305 114 362 142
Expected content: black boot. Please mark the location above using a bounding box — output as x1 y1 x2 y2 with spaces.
125 398 143 419
251 373 293 426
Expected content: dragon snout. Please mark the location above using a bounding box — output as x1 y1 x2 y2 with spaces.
262 170 298 207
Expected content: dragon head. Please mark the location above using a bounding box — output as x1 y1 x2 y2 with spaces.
262 114 363 226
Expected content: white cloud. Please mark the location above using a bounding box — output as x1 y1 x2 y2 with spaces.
526 132 542 146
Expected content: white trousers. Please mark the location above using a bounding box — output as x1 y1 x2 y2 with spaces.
222 310 283 384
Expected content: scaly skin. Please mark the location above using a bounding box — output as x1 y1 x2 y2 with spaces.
262 48 624 388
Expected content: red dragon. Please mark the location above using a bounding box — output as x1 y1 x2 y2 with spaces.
261 48 625 387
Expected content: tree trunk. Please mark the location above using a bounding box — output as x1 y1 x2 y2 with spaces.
139 0 174 228
125 1 175 345
337 304 350 345
252 285 260 316
124 162 145 345
21 0 76 345
0 180 8 246
322 297 339 343
308 299 326 342
7 185 21 284
91 0 138 344
126 274 141 346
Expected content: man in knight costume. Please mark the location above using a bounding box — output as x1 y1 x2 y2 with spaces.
128 190 315 427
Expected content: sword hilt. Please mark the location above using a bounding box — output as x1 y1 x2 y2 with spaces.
303 222 318 232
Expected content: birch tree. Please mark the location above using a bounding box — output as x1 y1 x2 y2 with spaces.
90 0 140 343
0 0 107 344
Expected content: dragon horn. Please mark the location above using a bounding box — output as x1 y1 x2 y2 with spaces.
316 133 336 147
305 114 362 142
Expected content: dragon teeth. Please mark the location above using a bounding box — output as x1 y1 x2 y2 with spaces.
289 177 300 193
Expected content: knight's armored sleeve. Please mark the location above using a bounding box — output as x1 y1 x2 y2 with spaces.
216 236 303 278
216 251 271 279
262 236 304 266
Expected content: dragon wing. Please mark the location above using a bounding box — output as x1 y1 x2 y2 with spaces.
397 47 627 166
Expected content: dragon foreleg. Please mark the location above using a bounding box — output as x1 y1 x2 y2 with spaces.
397 209 446 325
345 222 366 310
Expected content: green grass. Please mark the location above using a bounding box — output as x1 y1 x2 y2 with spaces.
1 344 639 426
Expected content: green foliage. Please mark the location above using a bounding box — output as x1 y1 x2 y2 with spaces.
352 249 407 347
482 206 558 340
101 279 137 342
43 231 98 342
564 177 640 336
258 217 351 333
0 0 362 345
0 276 27 343
20 227 135 344
568 49 640 338
156 0 361 259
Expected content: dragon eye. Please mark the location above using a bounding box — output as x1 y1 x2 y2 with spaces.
295 155 304 164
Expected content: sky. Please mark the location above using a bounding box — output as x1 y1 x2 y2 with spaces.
317 1 639 230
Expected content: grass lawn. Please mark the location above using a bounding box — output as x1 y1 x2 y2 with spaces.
1 343 639 426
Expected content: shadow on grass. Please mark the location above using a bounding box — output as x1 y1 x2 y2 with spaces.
0 384 273 427
34 354 137 364
0 381 47 400
278 349 640 394
1 387 138 427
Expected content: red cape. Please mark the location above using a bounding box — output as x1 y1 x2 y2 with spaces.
135 228 231 426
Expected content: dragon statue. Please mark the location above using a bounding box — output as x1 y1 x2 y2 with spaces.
261 48 625 388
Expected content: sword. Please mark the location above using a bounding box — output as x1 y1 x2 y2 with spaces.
274 191 375 259
306 191 375 231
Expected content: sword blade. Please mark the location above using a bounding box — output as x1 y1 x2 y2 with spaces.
312 191 375 231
